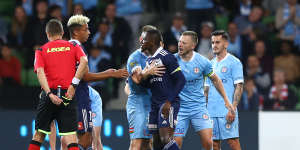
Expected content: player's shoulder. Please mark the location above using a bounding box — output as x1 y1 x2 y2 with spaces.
128 49 142 61
228 53 242 65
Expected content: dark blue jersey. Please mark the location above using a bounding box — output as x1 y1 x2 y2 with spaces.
144 48 186 105
70 39 91 107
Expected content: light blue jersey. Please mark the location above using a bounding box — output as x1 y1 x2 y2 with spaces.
206 53 243 140
175 52 214 110
126 49 151 139
206 53 244 117
174 52 214 137
89 86 103 127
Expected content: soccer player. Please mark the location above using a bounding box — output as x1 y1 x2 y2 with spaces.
59 14 128 150
205 30 244 150
137 29 186 150
88 86 103 150
173 31 234 150
28 19 88 150
126 25 166 150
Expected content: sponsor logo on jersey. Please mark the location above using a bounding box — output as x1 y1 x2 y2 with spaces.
47 47 70 53
203 114 209 119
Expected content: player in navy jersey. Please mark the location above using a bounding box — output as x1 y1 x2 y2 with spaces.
137 29 186 150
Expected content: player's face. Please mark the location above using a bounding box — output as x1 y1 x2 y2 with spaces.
78 24 90 43
141 32 154 54
178 35 195 56
211 35 228 55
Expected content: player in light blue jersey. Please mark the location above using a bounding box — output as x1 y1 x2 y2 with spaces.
125 25 166 150
173 31 234 150
205 30 244 150
88 86 103 150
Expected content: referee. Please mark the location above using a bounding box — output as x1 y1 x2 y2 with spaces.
28 19 88 150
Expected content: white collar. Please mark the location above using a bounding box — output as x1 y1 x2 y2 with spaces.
152 47 163 57
69 39 81 45
217 52 230 63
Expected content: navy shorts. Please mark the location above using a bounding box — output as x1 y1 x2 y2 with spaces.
148 101 180 134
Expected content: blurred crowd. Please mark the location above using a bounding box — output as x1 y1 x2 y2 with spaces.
0 0 300 111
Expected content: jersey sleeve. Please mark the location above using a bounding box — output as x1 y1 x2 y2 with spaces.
163 54 181 75
203 58 214 77
34 48 44 73
127 55 141 75
204 76 211 87
232 60 244 84
74 45 86 62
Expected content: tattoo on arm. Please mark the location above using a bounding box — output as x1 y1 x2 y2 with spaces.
204 86 209 107
233 83 244 107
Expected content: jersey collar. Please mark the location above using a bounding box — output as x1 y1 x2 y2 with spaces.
217 52 230 63
69 39 81 45
152 47 163 57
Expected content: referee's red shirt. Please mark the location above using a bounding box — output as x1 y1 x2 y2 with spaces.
34 39 86 89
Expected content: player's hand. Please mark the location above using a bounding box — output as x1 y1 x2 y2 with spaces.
49 93 63 106
226 110 236 124
65 85 75 100
113 68 129 78
161 100 171 119
144 63 166 76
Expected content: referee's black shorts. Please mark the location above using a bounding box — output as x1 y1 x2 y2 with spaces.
34 89 77 136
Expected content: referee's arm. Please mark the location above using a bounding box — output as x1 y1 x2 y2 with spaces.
74 56 88 80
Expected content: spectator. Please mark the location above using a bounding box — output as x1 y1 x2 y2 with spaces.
72 3 85 15
196 21 214 59
263 0 285 15
88 47 113 109
24 0 49 48
234 6 266 36
274 40 300 83
48 4 65 21
115 0 143 49
0 45 21 86
239 77 260 111
185 0 215 31
267 69 298 110
91 18 113 50
48 0 70 16
227 22 250 61
103 3 132 66
275 0 300 41
239 0 252 16
163 12 187 53
7 6 28 47
253 40 274 76
246 55 271 94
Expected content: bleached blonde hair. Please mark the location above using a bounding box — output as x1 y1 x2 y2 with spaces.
67 14 90 27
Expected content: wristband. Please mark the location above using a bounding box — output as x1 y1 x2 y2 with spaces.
72 77 80 85
46 91 52 97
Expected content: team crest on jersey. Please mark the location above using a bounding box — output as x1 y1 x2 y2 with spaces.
203 114 209 119
226 123 231 129
78 122 83 130
221 67 227 73
194 67 200 73
151 58 163 66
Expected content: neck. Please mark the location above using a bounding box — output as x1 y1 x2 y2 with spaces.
216 50 227 61
71 36 82 43
150 46 160 56
49 35 62 41
180 50 193 61
3 56 11 61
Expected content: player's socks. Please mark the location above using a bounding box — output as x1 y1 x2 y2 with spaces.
28 140 41 150
163 140 180 150
67 143 79 150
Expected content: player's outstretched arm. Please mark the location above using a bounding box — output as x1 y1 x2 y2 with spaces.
83 68 129 82
209 73 235 113
232 83 244 108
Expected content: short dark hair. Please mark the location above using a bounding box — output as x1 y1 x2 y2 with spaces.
146 29 163 46
46 19 63 36
142 25 157 32
211 30 229 40
182 31 198 44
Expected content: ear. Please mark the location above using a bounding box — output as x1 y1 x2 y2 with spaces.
224 40 229 48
